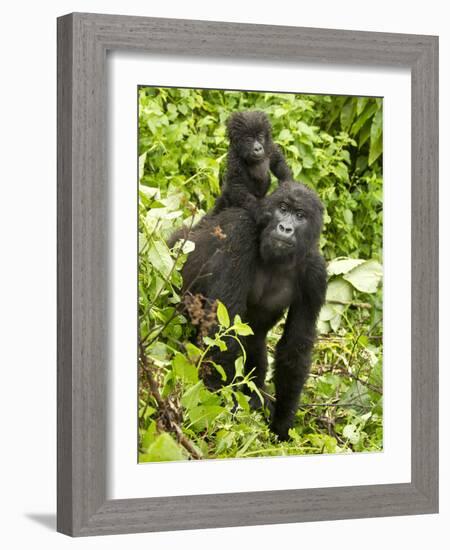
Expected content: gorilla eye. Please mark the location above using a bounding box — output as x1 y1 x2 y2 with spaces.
279 203 288 213
296 210 305 220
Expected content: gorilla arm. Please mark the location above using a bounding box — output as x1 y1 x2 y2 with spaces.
271 253 327 440
270 144 293 183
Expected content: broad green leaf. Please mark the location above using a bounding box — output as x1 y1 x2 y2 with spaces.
332 162 349 181
297 121 316 138
343 260 383 293
185 342 202 362
147 240 173 278
319 303 344 322
317 319 331 334
330 313 343 332
340 99 355 131
203 336 216 347
173 354 198 384
235 391 250 413
369 108 383 165
327 258 365 276
188 405 224 430
139 152 147 181
369 133 383 166
215 430 236 453
343 209 353 225
148 342 167 361
326 279 353 303
343 424 360 445
181 380 204 411
358 119 372 148
139 185 160 199
307 433 338 453
233 323 253 336
140 433 186 462
181 240 195 254
140 422 157 452
351 101 377 135
216 300 230 328
356 97 368 116
278 128 293 142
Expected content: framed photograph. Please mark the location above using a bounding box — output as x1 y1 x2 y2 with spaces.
57 13 438 536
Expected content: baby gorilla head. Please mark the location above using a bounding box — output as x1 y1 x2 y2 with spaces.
226 111 273 163
259 181 324 264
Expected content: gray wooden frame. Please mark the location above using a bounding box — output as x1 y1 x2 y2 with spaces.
57 12 439 537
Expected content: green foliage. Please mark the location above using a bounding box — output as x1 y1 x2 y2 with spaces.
138 87 383 461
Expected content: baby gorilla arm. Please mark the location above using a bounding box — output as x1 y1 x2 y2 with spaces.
270 144 293 183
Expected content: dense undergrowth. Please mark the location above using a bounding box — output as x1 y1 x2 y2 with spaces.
138 87 383 461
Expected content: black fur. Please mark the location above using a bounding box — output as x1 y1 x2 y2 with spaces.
175 181 327 440
212 111 293 218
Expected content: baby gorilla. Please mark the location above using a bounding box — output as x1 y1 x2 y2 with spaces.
212 111 293 218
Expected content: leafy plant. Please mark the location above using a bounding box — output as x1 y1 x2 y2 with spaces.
137 87 383 461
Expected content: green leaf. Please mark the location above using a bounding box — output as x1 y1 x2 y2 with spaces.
181 381 204 411
278 128 293 142
359 119 372 148
327 258 365 276
368 108 383 165
332 162 349 181
173 354 198 384
326 279 353 303
319 303 344 322
185 342 202 362
340 99 355 131
330 313 343 332
139 152 147 181
203 336 216 347
356 97 368 116
147 240 173 278
235 391 250 413
351 101 377 135
181 240 195 254
233 322 253 336
140 422 157 452
216 300 230 328
343 209 353 225
317 319 331 334
343 424 360 445
139 433 186 462
307 433 338 453
211 361 227 381
368 133 382 166
343 260 383 293
188 405 224 430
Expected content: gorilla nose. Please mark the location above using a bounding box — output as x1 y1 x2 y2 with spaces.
277 222 293 235
253 143 263 154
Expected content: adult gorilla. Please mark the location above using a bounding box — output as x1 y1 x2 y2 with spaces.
174 181 327 440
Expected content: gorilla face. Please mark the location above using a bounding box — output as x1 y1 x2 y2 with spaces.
259 181 324 264
226 111 272 163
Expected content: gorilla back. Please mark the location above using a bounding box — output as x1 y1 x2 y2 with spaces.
176 181 327 440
